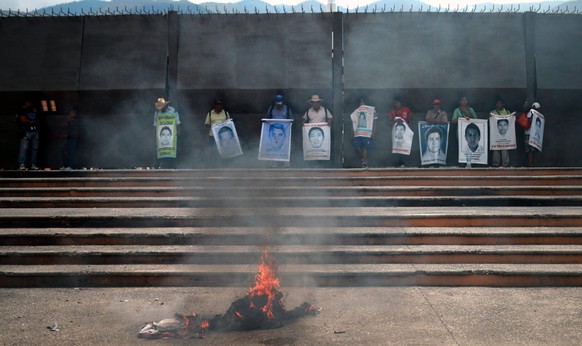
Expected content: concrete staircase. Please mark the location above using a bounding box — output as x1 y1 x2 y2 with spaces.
1 168 582 287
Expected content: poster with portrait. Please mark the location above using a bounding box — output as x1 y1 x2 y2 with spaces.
418 122 449 166
156 112 178 159
391 118 414 155
350 105 375 138
458 119 488 164
303 122 331 160
489 112 517 150
211 119 243 159
528 110 545 151
258 119 293 161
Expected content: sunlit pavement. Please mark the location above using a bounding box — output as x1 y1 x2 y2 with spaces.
1 286 581 345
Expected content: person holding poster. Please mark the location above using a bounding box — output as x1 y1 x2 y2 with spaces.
524 102 544 166
489 98 515 167
350 98 377 168
425 99 448 125
302 95 333 163
452 96 477 123
302 95 333 126
266 93 293 167
204 99 232 165
154 98 180 168
259 120 293 162
389 96 413 167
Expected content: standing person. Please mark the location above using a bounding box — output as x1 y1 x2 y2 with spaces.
266 94 293 167
490 98 512 167
266 94 293 120
389 96 412 167
302 95 333 166
350 98 377 168
425 99 448 124
302 95 332 126
17 100 40 170
451 95 477 166
204 99 231 164
452 96 477 123
524 102 541 167
61 107 80 170
154 98 181 169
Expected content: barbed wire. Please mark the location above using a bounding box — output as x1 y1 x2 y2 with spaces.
1 4 581 17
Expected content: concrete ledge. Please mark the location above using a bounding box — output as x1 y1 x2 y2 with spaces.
1 195 582 208
3 227 582 246
2 264 582 287
2 245 582 265
1 207 581 228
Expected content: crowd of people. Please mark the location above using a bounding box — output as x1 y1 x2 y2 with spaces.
14 94 543 170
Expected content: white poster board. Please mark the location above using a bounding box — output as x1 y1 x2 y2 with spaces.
458 119 488 164
211 119 243 159
303 122 331 161
258 119 293 161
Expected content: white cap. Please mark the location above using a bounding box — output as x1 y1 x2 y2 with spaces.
532 102 541 109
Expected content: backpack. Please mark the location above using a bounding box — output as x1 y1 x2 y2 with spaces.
304 107 328 123
208 110 230 124
267 104 292 119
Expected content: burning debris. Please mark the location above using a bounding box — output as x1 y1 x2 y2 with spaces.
138 247 320 339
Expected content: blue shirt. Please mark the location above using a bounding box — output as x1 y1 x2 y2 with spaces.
267 104 292 120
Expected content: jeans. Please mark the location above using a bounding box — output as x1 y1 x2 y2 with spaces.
18 131 39 166
492 150 510 167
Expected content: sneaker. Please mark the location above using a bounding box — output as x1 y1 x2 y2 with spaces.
19 164 26 171
30 165 40 170
361 161 368 168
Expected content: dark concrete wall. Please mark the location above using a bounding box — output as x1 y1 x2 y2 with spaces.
0 12 580 169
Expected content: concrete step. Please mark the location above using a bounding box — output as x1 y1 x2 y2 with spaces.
2 245 582 265
2 263 582 287
1 174 581 188
2 185 581 198
1 207 582 228
2 196 582 208
3 227 581 246
2 167 582 178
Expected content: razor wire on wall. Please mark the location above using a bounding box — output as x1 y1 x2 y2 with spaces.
2 3 582 17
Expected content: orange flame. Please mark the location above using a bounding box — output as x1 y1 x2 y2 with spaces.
248 247 281 319
200 320 209 333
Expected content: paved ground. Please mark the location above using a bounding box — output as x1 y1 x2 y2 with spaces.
1 286 581 346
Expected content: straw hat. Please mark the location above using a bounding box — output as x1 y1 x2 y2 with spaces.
309 95 323 102
155 98 169 111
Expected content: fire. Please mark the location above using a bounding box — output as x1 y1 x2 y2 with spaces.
138 244 320 339
248 247 283 320
200 320 209 332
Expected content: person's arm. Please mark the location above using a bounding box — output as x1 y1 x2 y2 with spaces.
440 111 448 124
326 109 333 126
451 108 460 123
301 111 308 126
175 112 182 135
204 112 211 128
389 109 396 125
425 111 433 124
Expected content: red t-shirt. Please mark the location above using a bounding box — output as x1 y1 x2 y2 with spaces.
389 107 413 124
